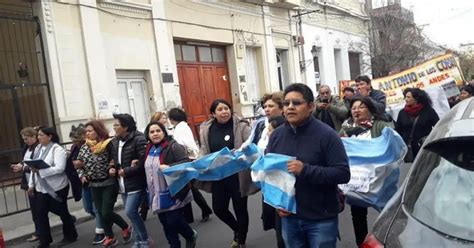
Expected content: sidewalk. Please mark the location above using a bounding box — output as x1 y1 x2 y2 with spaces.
2 197 122 246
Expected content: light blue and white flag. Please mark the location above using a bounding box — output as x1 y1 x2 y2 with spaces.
340 127 407 211
251 153 297 213
162 143 261 196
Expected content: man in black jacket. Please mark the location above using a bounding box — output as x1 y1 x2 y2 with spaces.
110 113 149 246
355 75 386 115
266 83 350 248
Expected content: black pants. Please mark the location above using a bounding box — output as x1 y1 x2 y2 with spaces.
275 213 285 248
211 174 249 245
192 185 213 217
28 194 39 236
351 205 368 246
34 185 77 247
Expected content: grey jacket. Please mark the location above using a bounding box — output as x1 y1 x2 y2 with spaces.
312 95 348 131
196 115 259 197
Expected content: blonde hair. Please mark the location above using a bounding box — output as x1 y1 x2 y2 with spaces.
20 127 37 137
150 111 167 123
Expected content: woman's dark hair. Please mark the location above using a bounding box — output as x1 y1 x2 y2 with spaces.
269 115 285 129
283 83 314 103
210 99 232 114
403 88 432 106
85 119 110 141
350 96 383 120
144 121 169 143
260 91 284 109
168 108 187 123
461 85 474 96
113 113 137 132
38 126 60 144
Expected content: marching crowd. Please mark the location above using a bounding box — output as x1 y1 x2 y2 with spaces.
10 76 474 248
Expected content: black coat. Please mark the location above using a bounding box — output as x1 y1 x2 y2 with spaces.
67 144 83 201
111 131 147 193
395 106 439 157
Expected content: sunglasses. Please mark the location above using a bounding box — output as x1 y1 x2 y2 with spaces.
282 99 306 107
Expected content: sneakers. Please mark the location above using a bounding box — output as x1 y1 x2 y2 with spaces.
27 235 39 242
231 240 239 248
185 229 198 248
122 225 133 244
92 233 106 245
102 237 119 247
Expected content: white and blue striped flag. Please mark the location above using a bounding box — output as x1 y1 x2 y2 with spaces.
251 153 297 213
340 127 407 211
162 143 261 196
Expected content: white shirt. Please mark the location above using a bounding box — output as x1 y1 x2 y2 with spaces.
173 122 199 159
118 140 126 193
28 143 69 193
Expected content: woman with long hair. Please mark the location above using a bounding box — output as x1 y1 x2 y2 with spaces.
197 99 258 248
75 120 132 247
395 88 439 160
144 121 197 248
28 127 78 248
340 97 394 247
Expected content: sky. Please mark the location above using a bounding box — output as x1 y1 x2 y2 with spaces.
375 0 474 49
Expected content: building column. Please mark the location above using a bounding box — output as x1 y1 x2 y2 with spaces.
151 0 180 110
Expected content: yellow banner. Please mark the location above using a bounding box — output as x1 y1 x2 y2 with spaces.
340 53 465 105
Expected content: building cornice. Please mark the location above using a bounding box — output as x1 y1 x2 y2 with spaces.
98 1 152 17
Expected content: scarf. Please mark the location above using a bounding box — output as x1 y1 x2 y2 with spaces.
86 138 112 154
404 103 424 117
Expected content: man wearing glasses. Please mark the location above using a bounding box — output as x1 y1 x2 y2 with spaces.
266 83 350 248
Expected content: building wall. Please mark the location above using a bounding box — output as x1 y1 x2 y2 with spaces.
33 0 301 140
302 0 372 94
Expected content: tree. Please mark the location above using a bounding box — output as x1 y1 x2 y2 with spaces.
458 48 474 81
365 0 433 77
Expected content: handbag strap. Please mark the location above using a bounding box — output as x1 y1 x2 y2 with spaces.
408 116 420 143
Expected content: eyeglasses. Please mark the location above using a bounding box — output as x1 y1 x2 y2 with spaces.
351 106 368 111
282 99 306 107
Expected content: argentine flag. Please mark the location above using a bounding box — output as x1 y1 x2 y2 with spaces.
340 127 407 211
162 144 261 196
251 153 297 213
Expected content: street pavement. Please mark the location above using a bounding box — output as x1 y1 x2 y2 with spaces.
8 163 411 248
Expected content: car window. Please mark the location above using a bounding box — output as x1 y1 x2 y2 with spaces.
403 137 474 241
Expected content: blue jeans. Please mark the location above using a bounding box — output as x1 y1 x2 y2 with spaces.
282 216 338 248
82 186 104 232
158 208 194 248
122 190 149 242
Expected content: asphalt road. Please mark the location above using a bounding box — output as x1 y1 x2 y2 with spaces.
11 163 411 248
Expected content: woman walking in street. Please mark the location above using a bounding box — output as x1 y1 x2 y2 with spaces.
10 127 40 243
340 97 393 247
395 88 439 161
197 99 258 248
168 107 213 223
144 121 197 248
75 120 132 247
28 127 78 248
110 114 150 247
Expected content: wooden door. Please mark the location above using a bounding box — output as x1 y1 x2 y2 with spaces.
177 63 231 139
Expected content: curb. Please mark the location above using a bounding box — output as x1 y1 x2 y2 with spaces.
5 203 123 246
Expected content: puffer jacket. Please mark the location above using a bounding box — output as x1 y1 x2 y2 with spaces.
196 114 259 197
111 131 147 193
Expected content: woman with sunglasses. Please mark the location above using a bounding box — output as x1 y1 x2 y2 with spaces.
339 97 393 247
197 99 258 248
